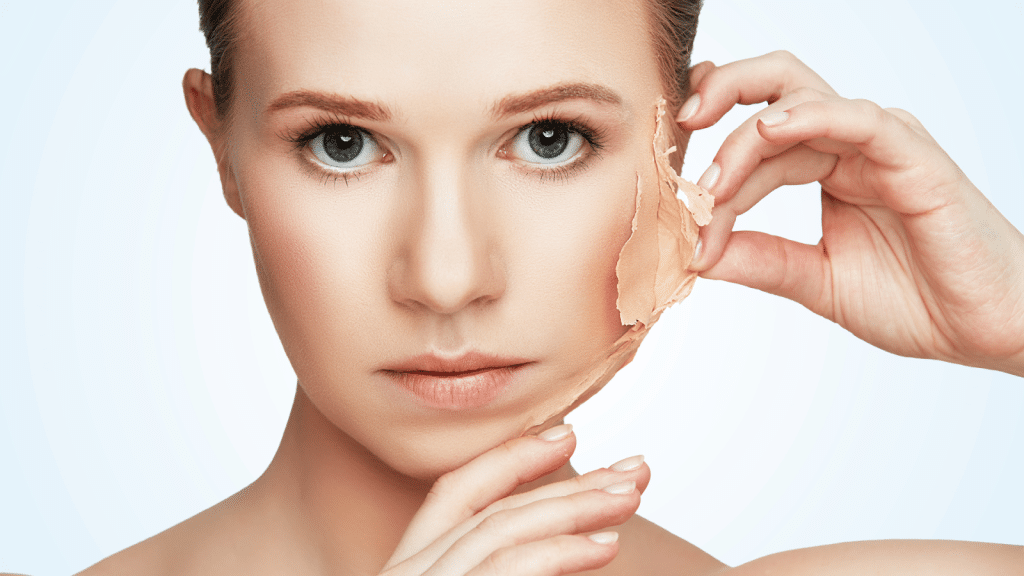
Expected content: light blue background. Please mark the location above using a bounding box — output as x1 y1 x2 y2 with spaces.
1 1 1021 574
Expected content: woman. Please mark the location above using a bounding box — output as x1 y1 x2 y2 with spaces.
1 0 1021 574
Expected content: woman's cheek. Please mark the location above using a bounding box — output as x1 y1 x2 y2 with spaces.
508 165 639 370
239 167 385 383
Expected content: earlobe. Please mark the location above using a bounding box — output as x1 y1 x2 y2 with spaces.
182 68 245 220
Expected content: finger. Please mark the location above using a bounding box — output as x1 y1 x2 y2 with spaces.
884 107 934 142
461 456 650 540
679 50 837 131
688 60 717 92
676 61 716 122
691 145 838 271
386 424 576 569
423 483 640 576
696 87 836 207
396 456 649 575
464 534 619 576
700 229 833 319
756 98 958 215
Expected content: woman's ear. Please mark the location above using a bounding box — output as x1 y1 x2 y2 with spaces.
182 68 245 219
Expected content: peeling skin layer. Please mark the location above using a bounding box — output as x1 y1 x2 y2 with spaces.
522 98 715 432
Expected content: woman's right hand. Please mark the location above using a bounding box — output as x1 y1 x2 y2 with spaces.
378 424 649 576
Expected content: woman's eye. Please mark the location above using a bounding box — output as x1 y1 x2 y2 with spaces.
510 121 586 165
309 125 383 170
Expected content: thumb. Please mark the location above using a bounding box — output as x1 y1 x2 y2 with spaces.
700 230 833 319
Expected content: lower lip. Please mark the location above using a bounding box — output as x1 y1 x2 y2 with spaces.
386 365 526 410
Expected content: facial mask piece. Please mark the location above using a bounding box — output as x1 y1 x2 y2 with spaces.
522 98 714 432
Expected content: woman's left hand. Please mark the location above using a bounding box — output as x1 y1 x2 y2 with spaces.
680 51 1024 376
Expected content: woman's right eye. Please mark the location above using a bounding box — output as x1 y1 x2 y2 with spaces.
309 125 384 170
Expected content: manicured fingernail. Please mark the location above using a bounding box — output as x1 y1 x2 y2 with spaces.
692 237 703 265
601 480 636 495
677 93 701 123
588 531 619 545
538 423 573 441
610 454 644 472
697 162 720 191
760 110 789 126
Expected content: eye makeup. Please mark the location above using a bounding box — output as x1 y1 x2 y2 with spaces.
279 112 392 186
277 110 609 186
499 112 608 184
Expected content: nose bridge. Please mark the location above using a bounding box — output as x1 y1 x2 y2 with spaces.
394 154 503 314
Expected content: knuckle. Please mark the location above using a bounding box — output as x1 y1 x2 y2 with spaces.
771 49 802 66
700 63 723 86
479 500 503 518
886 106 924 127
481 547 521 575
854 98 885 122
790 85 822 102
429 469 460 499
689 60 716 84
476 509 511 538
569 473 594 492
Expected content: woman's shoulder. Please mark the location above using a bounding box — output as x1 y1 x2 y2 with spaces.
73 494 246 576
608 514 727 576
73 483 291 576
73 523 191 576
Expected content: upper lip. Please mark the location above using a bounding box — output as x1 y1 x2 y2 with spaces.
383 351 533 376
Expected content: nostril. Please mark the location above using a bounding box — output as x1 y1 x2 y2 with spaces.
388 238 505 315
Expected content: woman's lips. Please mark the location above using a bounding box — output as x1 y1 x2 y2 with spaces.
382 352 532 410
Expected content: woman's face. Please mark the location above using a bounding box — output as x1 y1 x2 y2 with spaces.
221 0 668 479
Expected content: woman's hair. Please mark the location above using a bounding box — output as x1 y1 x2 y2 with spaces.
197 0 703 118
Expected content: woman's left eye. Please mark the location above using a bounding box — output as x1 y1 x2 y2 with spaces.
308 125 384 170
510 121 586 165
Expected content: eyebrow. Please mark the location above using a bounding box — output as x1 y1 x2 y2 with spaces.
264 81 622 123
265 90 393 122
491 82 623 119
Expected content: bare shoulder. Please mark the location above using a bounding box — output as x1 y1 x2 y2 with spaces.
73 482 288 576
595 514 728 576
723 540 1024 576
72 521 192 576
73 492 248 576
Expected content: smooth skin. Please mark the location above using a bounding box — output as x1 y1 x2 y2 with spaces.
683 52 1024 377
371 50 1024 575
17 4 1018 576
74 0 732 573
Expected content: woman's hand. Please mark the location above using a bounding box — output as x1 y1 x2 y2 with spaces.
379 424 649 576
680 51 1024 376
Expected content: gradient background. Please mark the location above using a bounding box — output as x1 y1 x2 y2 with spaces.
1 1 1021 573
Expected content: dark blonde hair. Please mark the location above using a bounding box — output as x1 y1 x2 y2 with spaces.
197 0 702 118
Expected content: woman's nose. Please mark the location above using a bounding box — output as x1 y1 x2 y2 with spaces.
388 165 505 315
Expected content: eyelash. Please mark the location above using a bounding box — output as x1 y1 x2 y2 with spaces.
280 112 607 185
280 113 378 186
513 113 607 183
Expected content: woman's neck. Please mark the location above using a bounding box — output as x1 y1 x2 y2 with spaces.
248 384 575 576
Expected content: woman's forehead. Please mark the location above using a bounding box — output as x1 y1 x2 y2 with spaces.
234 0 658 119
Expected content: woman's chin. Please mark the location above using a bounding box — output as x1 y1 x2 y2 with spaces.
363 417 540 482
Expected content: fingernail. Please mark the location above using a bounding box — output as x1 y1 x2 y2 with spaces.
538 423 573 441
588 531 619 545
601 480 636 495
760 110 789 126
697 162 720 191
609 454 644 472
677 93 701 123
692 237 703 266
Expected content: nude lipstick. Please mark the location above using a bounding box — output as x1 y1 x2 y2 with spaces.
382 352 531 410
